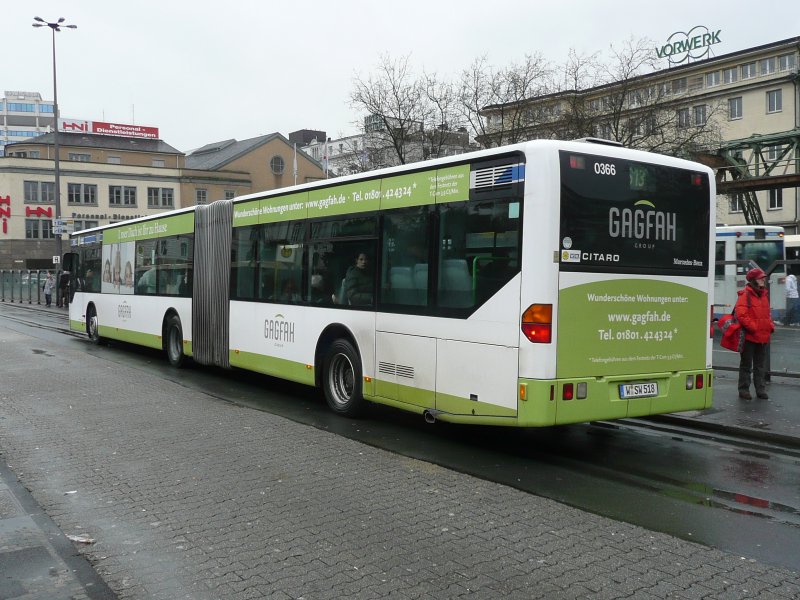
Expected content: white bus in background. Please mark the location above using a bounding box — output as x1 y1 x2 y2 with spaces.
65 139 715 427
784 234 800 275
714 225 785 316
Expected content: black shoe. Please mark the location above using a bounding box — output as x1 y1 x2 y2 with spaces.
757 392 769 400
739 391 752 400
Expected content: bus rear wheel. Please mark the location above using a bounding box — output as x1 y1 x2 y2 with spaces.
87 306 101 344
165 315 186 368
323 339 364 417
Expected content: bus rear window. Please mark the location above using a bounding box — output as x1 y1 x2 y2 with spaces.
559 151 710 276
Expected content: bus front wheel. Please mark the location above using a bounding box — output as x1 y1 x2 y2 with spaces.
323 339 364 417
87 306 101 345
165 315 186 368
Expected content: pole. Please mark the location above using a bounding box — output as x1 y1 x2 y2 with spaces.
51 26 62 261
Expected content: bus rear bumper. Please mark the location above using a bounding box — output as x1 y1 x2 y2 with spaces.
517 369 713 427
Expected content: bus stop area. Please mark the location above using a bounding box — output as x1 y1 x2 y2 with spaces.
1 301 799 598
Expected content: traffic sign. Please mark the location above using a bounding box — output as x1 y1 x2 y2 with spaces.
52 255 60 264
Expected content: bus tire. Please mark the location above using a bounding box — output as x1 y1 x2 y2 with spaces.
87 305 101 345
165 315 186 368
323 339 364 417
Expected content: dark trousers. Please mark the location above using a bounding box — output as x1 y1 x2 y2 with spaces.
738 340 767 394
44 293 52 307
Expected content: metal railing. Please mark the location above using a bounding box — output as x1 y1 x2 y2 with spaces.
0 269 61 304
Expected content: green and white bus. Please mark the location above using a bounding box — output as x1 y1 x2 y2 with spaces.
66 139 714 426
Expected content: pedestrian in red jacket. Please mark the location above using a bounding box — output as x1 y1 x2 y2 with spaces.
735 268 775 400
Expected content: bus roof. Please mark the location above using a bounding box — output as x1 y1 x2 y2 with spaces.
71 139 713 238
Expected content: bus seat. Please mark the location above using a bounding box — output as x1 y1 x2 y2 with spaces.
389 266 415 304
334 277 348 305
441 259 473 307
413 263 428 289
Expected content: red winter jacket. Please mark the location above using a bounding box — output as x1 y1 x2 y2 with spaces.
735 284 774 344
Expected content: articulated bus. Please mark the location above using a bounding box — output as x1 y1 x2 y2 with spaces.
714 225 785 316
66 139 714 427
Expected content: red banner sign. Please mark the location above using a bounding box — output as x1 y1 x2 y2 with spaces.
59 119 159 139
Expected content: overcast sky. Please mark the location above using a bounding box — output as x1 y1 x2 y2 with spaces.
3 1 797 153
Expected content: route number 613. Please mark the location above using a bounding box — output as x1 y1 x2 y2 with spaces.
594 162 616 176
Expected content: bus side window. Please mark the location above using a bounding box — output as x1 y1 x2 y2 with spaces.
715 241 726 279
379 206 429 308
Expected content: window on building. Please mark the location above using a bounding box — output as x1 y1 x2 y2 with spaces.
270 155 285 175
23 180 55 203
109 185 137 206
196 189 208 205
766 145 784 161
728 97 743 120
769 188 783 210
25 219 39 239
706 71 721 87
767 89 782 113
24 219 55 239
588 98 600 111
108 156 121 164
598 123 612 139
759 57 776 75
676 108 691 128
68 153 91 162
224 190 235 200
671 77 687 93
779 53 796 71
147 187 174 208
67 183 98 204
741 62 757 79
7 103 35 112
693 105 707 126
73 220 99 231
152 158 166 167
729 194 744 213
723 67 738 84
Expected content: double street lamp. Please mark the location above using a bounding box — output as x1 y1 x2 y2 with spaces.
32 16 77 264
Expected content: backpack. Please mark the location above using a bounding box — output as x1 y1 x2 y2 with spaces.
717 293 751 353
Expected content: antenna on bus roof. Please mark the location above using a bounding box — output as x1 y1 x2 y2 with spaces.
573 137 624 147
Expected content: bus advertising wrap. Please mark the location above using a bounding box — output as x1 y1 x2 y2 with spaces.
557 278 708 378
231 165 471 228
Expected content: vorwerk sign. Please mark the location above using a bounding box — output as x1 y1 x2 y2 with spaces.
656 26 722 65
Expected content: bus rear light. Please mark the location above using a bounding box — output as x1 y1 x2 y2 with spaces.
521 323 551 343
695 374 704 389
563 383 574 400
521 304 553 343
569 155 585 169
519 384 527 401
576 382 587 399
686 375 694 390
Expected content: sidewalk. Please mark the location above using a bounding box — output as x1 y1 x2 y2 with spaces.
659 370 800 446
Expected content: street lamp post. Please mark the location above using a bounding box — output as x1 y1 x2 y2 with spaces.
32 16 76 265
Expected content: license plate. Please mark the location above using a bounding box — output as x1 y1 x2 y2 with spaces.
619 382 658 399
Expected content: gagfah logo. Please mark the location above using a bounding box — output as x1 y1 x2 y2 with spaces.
118 301 131 320
264 313 295 344
608 200 676 242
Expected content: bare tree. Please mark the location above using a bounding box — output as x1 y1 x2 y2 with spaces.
553 37 724 156
422 72 466 159
350 54 427 165
458 54 553 147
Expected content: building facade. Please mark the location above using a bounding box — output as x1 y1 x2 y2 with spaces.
0 91 55 157
0 129 324 269
480 36 800 232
